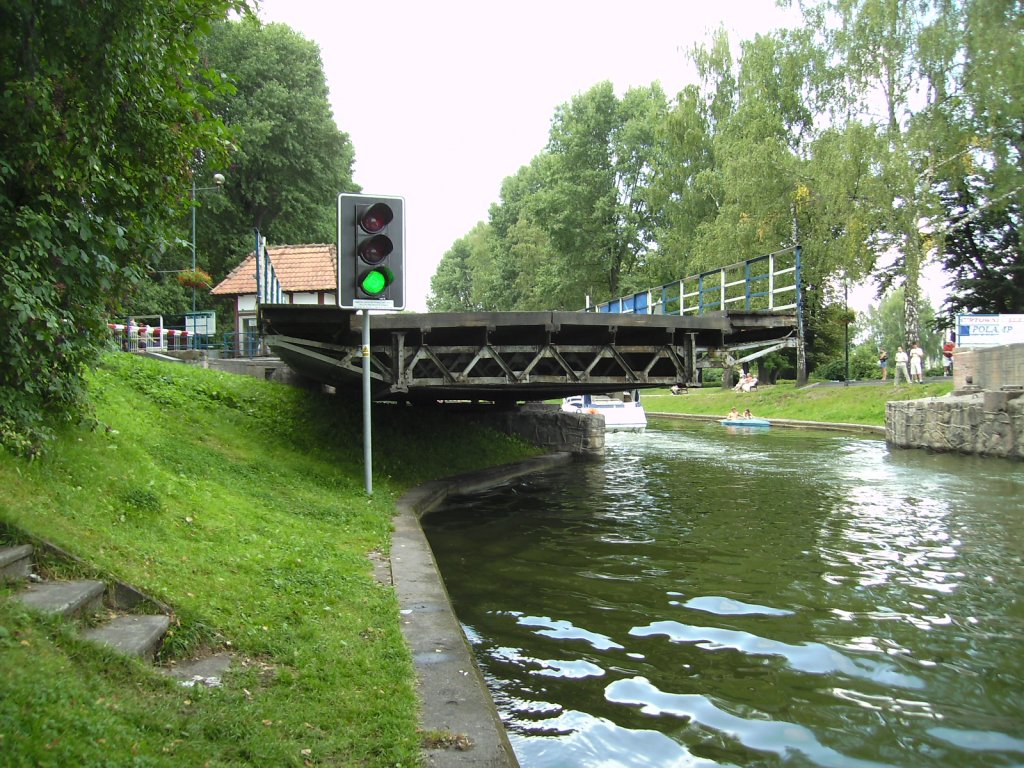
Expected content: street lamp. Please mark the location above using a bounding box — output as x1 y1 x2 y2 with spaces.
844 275 850 387
190 172 225 312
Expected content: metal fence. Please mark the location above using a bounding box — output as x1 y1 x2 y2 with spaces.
108 319 191 353
585 245 801 316
109 323 263 358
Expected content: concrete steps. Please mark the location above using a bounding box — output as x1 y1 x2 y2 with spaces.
0 543 33 579
1 543 170 662
83 614 172 661
15 579 105 618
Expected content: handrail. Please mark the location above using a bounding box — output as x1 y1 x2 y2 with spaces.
254 229 283 306
584 245 801 316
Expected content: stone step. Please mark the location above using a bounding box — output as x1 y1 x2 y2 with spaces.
163 652 234 686
83 614 171 661
0 544 34 580
15 579 105 618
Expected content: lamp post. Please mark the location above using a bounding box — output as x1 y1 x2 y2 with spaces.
844 276 850 387
190 172 225 312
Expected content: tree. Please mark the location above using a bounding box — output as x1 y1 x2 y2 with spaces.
428 224 489 312
856 286 942 362
536 82 667 305
791 0 990 344
1 0 241 456
430 84 668 312
935 178 1023 317
925 0 1023 319
193 18 357 282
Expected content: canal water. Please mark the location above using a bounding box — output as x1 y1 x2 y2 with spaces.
422 419 1024 767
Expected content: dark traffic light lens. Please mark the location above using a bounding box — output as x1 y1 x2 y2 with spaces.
359 203 394 234
357 234 393 265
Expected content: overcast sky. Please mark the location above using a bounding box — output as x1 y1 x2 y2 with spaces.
256 0 945 312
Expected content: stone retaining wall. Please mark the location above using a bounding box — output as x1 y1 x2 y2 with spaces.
889 344 1024 460
886 393 1024 460
466 404 605 457
953 342 1024 391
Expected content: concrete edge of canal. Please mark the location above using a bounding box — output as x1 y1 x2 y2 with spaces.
393 452 575 768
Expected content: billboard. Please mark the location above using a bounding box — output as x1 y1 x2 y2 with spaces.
956 314 1024 348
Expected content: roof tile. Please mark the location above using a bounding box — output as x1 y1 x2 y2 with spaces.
212 244 336 296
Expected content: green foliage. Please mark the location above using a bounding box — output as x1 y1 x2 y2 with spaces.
856 286 943 361
1 0 242 457
429 83 669 310
194 19 358 282
815 345 876 381
0 354 538 766
935 174 1023 319
428 0 1019 355
802 298 857 373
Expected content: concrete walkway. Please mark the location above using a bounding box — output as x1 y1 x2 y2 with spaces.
392 453 574 767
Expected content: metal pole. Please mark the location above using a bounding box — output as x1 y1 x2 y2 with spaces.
795 245 808 386
844 278 850 386
362 309 373 496
191 179 197 314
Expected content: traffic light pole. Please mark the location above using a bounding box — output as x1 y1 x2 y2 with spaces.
337 193 406 494
362 309 373 496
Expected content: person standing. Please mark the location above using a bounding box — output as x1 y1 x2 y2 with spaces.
894 346 911 386
878 348 889 381
942 337 956 376
909 342 925 383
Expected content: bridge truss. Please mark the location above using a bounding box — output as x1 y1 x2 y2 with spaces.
261 307 797 403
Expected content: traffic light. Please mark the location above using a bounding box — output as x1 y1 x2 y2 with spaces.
337 193 405 310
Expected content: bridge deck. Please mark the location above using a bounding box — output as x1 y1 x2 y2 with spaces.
261 305 797 402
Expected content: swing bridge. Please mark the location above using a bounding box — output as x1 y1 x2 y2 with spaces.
259 246 804 403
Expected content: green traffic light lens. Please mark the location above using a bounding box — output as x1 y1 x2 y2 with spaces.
359 267 394 297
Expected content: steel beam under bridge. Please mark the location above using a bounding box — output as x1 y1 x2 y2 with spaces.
260 306 797 403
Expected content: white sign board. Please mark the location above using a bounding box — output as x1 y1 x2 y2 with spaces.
956 314 1024 348
185 311 216 336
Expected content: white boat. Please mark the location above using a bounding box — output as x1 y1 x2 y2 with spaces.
561 390 647 433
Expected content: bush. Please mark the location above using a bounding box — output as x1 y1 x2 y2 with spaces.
814 354 878 382
815 358 849 381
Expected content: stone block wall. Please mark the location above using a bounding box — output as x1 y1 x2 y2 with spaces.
953 343 1024 390
886 393 1024 460
468 404 605 457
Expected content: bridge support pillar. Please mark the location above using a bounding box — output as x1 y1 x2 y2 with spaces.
465 404 604 457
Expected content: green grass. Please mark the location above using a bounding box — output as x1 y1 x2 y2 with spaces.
643 379 955 426
0 353 538 767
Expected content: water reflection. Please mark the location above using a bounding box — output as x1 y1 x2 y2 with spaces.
423 421 1024 767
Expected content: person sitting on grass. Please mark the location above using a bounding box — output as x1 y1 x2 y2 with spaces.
733 372 758 393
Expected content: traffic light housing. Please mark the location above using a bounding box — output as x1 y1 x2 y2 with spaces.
337 193 405 310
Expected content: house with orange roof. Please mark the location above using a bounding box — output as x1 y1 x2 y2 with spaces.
212 243 336 353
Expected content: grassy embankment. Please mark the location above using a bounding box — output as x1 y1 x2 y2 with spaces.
643 379 955 426
0 353 538 767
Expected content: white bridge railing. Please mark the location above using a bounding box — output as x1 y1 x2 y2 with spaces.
585 245 801 316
